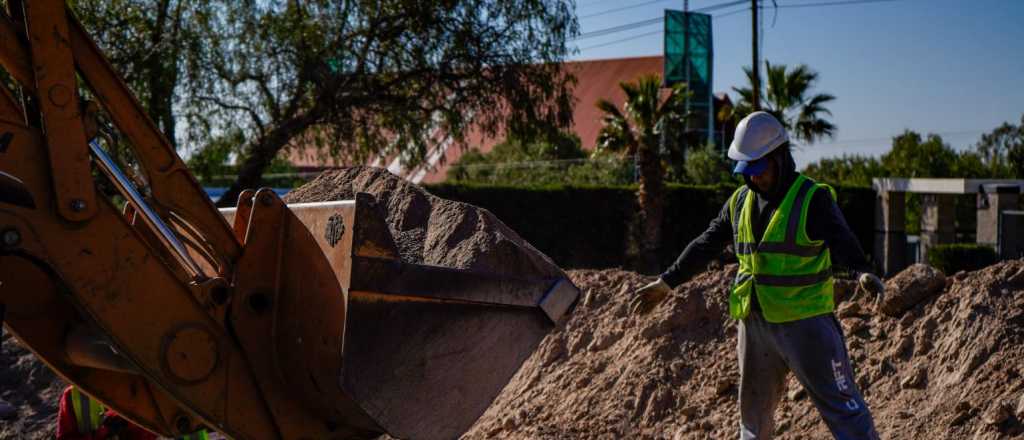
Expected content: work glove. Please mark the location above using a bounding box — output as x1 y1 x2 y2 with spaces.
857 272 885 305
629 278 671 315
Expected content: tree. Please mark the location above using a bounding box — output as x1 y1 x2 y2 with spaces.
72 0 206 148
684 143 735 186
446 132 586 185
974 114 1024 178
802 155 885 187
179 0 577 206
881 131 958 178
595 74 690 272
730 61 836 144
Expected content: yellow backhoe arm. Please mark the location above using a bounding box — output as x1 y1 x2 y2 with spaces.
0 1 578 438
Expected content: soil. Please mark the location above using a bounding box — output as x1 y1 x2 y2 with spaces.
283 166 565 279
0 331 65 439
464 260 1024 439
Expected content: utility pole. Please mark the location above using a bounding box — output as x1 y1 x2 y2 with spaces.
751 0 761 110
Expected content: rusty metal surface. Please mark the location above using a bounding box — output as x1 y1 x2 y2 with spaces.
0 117 277 438
0 81 24 122
224 196 580 439
0 170 33 208
342 296 551 440
290 195 579 440
22 0 95 221
350 255 559 308
0 253 178 435
0 14 32 90
66 13 241 274
229 189 380 439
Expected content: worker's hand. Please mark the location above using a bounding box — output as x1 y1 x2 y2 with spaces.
629 278 672 315
857 272 885 304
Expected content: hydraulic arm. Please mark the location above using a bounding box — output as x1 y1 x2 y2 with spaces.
0 1 578 438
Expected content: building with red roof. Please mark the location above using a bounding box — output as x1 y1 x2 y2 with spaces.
289 55 733 183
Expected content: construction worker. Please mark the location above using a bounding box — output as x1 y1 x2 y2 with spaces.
631 111 884 440
56 386 156 440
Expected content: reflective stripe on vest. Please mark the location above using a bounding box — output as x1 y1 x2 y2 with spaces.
180 430 210 440
728 174 836 323
70 388 105 433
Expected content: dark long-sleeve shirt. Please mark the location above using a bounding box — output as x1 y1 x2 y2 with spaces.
660 179 872 288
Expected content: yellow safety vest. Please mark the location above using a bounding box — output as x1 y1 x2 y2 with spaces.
728 174 837 323
70 387 106 433
179 430 210 440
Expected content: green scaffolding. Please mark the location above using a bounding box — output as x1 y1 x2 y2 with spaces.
664 10 714 146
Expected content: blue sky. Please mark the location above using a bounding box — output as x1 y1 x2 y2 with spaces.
569 0 1024 169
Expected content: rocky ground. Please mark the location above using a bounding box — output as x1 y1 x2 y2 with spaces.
0 331 65 439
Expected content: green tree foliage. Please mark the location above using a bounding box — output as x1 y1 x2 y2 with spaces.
684 143 735 185
72 0 578 204
803 128 1017 186
595 74 690 272
445 132 620 185
802 154 885 187
731 61 836 144
71 0 206 148
804 131 1001 236
974 114 1024 178
563 151 636 186
881 131 958 178
182 0 578 205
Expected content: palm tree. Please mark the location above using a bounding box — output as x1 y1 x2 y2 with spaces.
731 61 836 144
595 74 689 273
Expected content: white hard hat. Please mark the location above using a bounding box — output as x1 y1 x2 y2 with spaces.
727 111 789 162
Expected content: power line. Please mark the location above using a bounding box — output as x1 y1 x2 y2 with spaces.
714 6 750 19
575 0 628 9
579 0 674 20
772 0 909 9
574 17 662 41
578 30 664 52
581 0 747 20
577 6 751 51
575 0 746 40
576 0 909 51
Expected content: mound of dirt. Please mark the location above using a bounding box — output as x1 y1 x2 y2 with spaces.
283 166 565 279
465 259 1024 439
880 263 946 317
0 332 65 439
464 266 740 439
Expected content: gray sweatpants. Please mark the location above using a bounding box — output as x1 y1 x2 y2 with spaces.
738 310 879 440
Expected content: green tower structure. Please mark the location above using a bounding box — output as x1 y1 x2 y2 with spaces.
664 10 714 147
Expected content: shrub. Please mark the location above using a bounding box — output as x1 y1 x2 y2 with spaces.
426 182 876 270
926 243 998 275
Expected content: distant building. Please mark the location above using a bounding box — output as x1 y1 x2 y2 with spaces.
289 56 736 183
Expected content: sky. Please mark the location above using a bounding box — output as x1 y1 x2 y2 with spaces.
569 0 1024 169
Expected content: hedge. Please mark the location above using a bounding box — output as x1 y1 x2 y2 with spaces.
426 182 877 271
926 243 998 275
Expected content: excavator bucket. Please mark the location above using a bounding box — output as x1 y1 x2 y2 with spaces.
218 191 578 439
